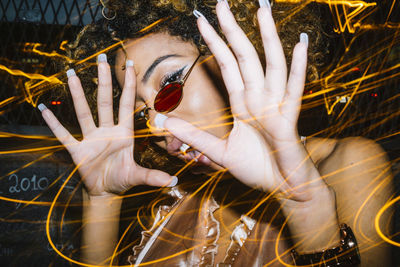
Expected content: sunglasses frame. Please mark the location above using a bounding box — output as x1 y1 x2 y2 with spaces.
153 54 201 113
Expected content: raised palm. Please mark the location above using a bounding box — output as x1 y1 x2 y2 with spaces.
40 59 175 196
164 3 325 201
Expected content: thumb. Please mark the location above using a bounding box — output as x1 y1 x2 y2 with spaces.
163 116 226 165
134 166 178 187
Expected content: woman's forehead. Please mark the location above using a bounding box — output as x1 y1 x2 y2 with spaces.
118 33 197 67
114 32 198 86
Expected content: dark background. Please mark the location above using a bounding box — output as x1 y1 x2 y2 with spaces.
0 0 399 266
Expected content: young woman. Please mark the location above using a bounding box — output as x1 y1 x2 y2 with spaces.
39 0 393 266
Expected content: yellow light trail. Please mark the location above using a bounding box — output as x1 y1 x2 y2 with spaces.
59 40 69 51
375 195 400 247
275 0 377 33
0 64 62 84
23 42 74 63
138 17 171 33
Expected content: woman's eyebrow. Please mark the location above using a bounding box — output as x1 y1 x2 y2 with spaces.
142 54 183 84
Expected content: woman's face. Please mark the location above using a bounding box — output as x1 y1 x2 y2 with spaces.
115 32 232 170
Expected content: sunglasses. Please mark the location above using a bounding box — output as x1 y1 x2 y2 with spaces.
153 54 201 113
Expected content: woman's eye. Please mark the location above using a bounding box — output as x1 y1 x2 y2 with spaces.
166 72 180 84
160 67 185 88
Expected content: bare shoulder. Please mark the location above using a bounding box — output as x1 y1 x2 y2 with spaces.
305 136 389 168
306 136 393 266
302 136 338 166
306 136 392 205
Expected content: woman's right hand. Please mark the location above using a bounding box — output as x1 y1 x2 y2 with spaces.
39 54 176 197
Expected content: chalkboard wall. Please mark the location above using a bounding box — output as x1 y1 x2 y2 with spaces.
0 145 82 266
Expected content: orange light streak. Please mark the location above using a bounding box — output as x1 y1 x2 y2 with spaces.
0 64 62 84
45 159 102 267
24 42 74 63
59 40 69 51
0 145 64 155
337 62 371 118
375 195 400 247
138 17 171 33
275 0 377 33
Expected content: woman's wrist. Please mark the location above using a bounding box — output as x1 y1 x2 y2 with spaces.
87 192 121 201
280 186 341 253
81 190 123 265
82 189 123 208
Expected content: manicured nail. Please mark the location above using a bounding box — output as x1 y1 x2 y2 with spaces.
180 143 190 153
168 176 178 187
126 59 134 67
66 69 76 78
38 103 47 112
300 33 309 46
193 10 209 23
97 53 107 63
258 0 271 9
154 113 168 129
217 0 230 8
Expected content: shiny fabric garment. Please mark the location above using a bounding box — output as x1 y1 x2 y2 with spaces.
127 185 293 267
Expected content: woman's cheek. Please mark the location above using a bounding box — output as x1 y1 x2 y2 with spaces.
189 91 231 138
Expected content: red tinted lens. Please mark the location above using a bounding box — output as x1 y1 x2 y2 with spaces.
154 83 183 112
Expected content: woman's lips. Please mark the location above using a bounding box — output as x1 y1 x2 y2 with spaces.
166 136 184 154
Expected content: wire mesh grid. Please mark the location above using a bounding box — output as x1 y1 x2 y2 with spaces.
0 0 101 128
0 0 101 25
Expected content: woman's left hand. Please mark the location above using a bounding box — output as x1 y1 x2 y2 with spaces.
163 1 328 202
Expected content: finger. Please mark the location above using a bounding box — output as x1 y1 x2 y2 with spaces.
284 35 308 116
39 104 78 151
215 2 265 92
134 166 178 187
118 60 136 130
164 116 226 165
258 6 287 100
97 53 114 127
195 11 247 119
66 69 96 136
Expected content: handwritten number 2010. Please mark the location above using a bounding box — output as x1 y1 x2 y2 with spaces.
8 174 49 193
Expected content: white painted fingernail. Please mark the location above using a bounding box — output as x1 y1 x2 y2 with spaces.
97 53 107 63
258 0 271 9
193 10 209 23
217 0 230 8
154 113 168 129
126 59 134 67
300 33 309 46
38 103 47 112
180 143 190 153
66 69 76 78
168 176 178 187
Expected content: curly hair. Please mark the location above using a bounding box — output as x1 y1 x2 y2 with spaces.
52 0 330 172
